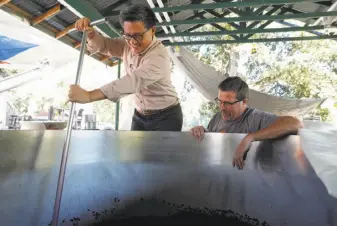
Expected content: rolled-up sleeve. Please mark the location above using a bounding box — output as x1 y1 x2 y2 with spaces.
87 30 125 58
100 52 169 102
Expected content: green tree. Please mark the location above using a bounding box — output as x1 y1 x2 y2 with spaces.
36 97 54 113
9 90 32 114
186 25 337 122
245 37 337 121
185 24 238 73
253 61 337 99
199 101 219 119
316 107 330 121
0 68 18 78
93 99 115 123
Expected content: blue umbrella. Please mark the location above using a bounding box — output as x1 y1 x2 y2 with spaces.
0 35 38 61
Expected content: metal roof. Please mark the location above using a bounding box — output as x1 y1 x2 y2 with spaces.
1 0 337 67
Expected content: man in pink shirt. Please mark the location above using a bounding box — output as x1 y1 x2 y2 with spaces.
68 4 183 131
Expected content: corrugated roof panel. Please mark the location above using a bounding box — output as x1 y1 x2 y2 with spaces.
9 0 82 41
66 32 83 42
45 17 66 30
88 0 120 10
88 0 149 12
32 0 58 9
11 0 70 28
56 8 79 24
11 0 44 17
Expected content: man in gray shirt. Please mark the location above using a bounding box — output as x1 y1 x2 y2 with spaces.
190 76 303 170
206 107 278 134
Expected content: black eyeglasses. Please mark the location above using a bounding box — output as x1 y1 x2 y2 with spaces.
121 28 151 42
215 97 242 106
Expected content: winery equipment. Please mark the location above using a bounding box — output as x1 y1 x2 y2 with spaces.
0 130 336 226
81 113 97 130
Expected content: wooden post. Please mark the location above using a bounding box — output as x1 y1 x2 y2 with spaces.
0 0 11 7
31 4 61 26
56 24 75 39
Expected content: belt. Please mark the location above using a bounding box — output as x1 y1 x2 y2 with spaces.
138 103 178 116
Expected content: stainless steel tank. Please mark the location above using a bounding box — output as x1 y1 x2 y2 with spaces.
0 130 336 226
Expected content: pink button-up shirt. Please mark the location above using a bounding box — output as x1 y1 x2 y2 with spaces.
86 30 179 111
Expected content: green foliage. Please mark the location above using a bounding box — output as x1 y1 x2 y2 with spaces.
0 68 18 78
36 97 54 113
9 90 32 114
245 38 337 121
199 101 219 119
184 24 238 72
92 99 115 123
189 25 337 122
253 61 337 99
317 107 330 122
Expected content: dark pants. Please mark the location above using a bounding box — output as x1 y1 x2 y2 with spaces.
131 104 183 131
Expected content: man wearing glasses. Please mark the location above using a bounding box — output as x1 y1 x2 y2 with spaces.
190 76 303 170
68 4 183 131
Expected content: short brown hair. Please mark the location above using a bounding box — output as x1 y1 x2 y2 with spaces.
218 76 249 100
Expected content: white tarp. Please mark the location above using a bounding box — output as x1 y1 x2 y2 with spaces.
168 46 325 117
299 128 337 198
0 10 79 69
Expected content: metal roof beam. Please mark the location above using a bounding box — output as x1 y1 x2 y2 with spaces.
103 0 325 16
157 25 327 37
253 5 271 15
163 34 337 46
278 20 336 38
58 0 120 38
203 9 240 29
185 24 203 32
155 10 209 36
245 21 280 39
157 10 337 26
197 14 240 40
313 1 337 26
151 0 324 13
246 5 284 29
244 6 287 39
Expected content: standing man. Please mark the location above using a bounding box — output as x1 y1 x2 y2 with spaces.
68 4 183 131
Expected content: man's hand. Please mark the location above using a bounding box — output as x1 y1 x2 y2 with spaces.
75 18 93 32
232 134 254 170
68 85 91 104
190 126 206 141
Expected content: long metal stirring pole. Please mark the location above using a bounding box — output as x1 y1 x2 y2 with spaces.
51 18 108 226
51 30 88 226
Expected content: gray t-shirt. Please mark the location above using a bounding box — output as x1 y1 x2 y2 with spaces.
207 108 278 133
